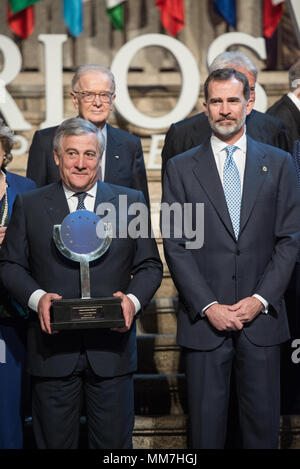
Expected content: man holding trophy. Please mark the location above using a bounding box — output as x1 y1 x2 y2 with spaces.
0 118 162 449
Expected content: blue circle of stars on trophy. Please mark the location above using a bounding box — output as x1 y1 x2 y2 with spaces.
60 210 104 255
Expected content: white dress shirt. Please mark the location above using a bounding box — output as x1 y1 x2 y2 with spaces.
28 182 141 314
202 131 268 315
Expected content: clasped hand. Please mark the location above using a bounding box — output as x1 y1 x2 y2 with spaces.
205 297 263 332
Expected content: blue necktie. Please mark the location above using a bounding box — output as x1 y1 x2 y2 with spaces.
223 145 241 239
74 192 87 210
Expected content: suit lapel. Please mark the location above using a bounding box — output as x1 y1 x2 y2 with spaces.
94 180 117 209
103 124 122 184
192 140 235 239
43 182 70 225
239 137 267 235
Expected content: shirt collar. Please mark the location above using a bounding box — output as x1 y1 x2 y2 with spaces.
210 130 247 155
63 181 98 201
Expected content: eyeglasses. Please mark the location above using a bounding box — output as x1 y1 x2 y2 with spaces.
72 90 113 103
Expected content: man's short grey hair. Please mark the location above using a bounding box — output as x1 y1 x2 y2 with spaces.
53 117 105 158
289 58 300 90
71 64 116 94
209 51 258 82
0 118 14 167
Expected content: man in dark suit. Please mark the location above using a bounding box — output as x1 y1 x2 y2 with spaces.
267 58 300 154
161 51 289 177
267 60 300 414
161 68 300 448
27 64 150 206
0 117 162 449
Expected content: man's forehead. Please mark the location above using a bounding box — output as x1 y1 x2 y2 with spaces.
77 71 112 88
61 133 99 147
207 78 244 97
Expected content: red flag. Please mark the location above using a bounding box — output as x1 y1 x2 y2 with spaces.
7 4 34 39
156 0 184 37
263 0 284 38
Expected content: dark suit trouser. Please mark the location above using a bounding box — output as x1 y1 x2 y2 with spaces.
184 330 280 449
32 353 134 449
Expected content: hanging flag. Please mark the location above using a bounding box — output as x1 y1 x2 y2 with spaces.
106 0 125 30
263 0 285 38
9 0 41 14
156 0 184 37
213 0 236 28
63 0 83 37
7 4 34 39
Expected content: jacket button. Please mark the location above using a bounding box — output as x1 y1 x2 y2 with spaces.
232 275 236 280
236 249 240 256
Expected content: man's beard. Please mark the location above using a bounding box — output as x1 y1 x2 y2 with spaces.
208 114 246 138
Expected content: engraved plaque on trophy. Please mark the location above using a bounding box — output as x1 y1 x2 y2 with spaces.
50 210 125 330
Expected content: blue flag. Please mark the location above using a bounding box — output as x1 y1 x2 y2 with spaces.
63 0 83 37
213 0 236 28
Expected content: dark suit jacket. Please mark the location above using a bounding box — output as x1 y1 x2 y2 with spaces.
0 171 36 320
27 123 150 206
267 94 300 154
162 137 300 351
161 109 289 177
0 181 162 378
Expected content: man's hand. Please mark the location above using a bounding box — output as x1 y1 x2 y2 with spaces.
111 291 135 333
229 297 263 324
37 292 62 335
205 303 244 331
0 227 7 247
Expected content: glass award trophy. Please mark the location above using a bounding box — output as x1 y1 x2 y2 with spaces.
50 209 125 330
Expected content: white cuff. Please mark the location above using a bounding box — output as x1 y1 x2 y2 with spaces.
127 294 141 315
28 289 47 313
253 294 269 314
201 301 218 316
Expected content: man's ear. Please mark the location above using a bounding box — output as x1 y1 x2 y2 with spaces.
54 149 60 167
71 91 79 111
203 101 208 116
246 97 254 116
110 93 116 111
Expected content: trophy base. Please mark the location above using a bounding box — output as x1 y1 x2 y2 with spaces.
50 297 125 330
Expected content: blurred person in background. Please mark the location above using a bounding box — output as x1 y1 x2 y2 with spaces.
0 119 36 449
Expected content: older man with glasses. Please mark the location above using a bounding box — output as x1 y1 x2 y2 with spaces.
27 64 149 206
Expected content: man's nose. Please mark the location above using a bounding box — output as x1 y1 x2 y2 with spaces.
92 94 102 106
219 102 230 115
75 155 86 168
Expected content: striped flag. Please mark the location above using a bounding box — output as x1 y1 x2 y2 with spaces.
106 0 125 30
156 0 184 37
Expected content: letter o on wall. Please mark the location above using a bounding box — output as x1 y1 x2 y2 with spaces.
111 34 200 130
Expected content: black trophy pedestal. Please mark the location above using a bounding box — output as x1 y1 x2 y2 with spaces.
50 297 125 330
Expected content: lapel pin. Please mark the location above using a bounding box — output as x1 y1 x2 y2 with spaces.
114 155 120 159
262 166 267 172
